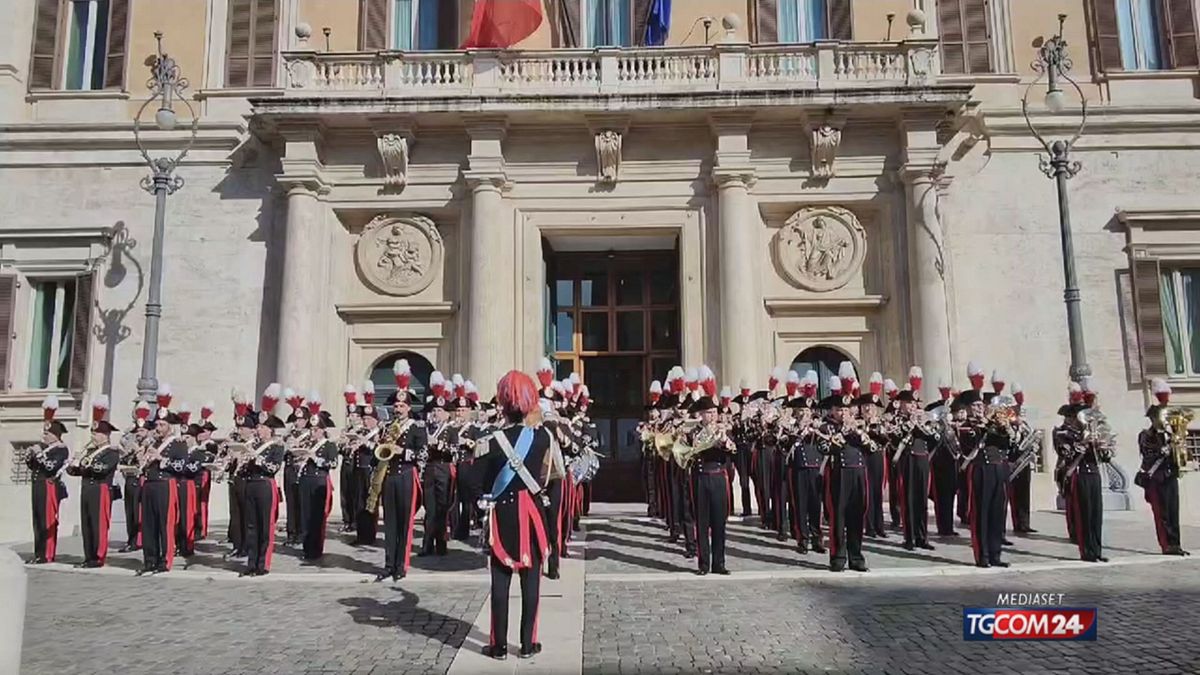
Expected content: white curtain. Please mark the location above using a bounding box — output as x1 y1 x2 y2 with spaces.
1116 0 1162 70
779 0 826 43
393 0 414 50
1161 270 1185 375
588 0 632 47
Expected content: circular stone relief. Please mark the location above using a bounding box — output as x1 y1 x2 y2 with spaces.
355 214 443 297
773 206 867 292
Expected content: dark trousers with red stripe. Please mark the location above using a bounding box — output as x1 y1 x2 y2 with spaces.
228 477 247 553
284 465 301 543
669 465 696 553
754 445 778 528
489 549 542 651
732 442 753 516
142 479 176 570
175 478 197 557
545 478 570 575
1146 477 1181 552
80 480 113 565
887 457 901 528
123 474 142 548
299 472 333 559
929 454 958 535
968 462 1007 565
1007 467 1033 532
454 458 479 540
195 472 211 540
657 457 674 529
770 450 788 537
695 471 729 572
339 463 355 527
381 467 418 574
827 467 866 569
31 478 60 561
864 451 886 536
899 454 931 546
956 467 970 523
642 451 660 517
788 464 823 550
421 461 453 555
244 478 278 573
1071 471 1103 561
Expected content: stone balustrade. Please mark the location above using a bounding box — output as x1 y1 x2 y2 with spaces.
281 40 941 97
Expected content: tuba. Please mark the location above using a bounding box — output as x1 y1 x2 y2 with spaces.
1077 407 1116 463
1165 407 1193 473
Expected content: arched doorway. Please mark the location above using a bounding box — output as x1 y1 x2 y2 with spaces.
369 351 436 415
790 346 853 399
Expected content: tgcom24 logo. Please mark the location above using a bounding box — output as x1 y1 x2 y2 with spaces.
962 608 1098 641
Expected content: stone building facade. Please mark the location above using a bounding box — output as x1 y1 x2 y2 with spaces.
1 0 1199 528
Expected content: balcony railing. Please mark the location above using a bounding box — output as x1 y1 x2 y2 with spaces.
281 40 941 98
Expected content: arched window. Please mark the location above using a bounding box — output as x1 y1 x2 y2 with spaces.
369 351 435 414
790 346 853 399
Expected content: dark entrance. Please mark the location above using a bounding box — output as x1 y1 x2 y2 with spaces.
791 345 852 399
545 247 680 502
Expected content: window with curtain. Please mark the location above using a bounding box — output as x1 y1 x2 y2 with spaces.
778 0 827 43
392 0 449 50
1116 0 1164 70
1160 268 1200 376
26 279 77 390
584 0 632 47
64 0 111 90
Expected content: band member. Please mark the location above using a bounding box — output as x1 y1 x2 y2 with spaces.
779 394 825 555
118 401 152 553
1006 383 1037 535
282 389 312 546
685 395 735 575
140 393 190 575
65 397 121 568
241 393 286 577
453 389 487 541
893 390 937 551
226 390 254 557
192 406 219 541
339 385 361 532
668 383 697 558
879 376 902 533
1054 391 1108 563
767 369 797 541
729 380 756 517
641 383 664 518
352 399 382 545
475 370 553 660
374 387 426 582
175 422 205 562
859 374 889 539
299 410 340 560
1138 379 1189 556
926 381 958 537
822 379 869 573
27 396 69 564
958 389 1012 568
420 392 455 557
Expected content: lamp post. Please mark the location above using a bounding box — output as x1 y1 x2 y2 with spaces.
1021 15 1091 382
132 32 198 401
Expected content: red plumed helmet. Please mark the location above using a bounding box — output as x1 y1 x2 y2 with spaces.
262 383 281 413
284 387 304 410
92 394 110 423
785 370 800 396
497 370 538 416
362 381 375 405
990 370 1006 394
452 373 466 399
429 371 447 399
1012 383 1025 406
178 403 192 425
536 358 554 388
869 372 883 396
465 381 480 403
394 359 412 390
156 383 172 409
307 391 322 416
42 394 59 421
201 402 214 421
135 400 152 420
967 362 985 391
649 380 662 404
908 366 923 394
768 367 784 393
938 379 952 401
1152 378 1171 405
699 366 717 397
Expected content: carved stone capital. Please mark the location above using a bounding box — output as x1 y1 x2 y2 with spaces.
712 167 756 189
463 170 512 193
277 173 331 197
900 160 948 186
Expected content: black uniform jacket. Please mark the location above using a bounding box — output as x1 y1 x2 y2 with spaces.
473 423 552 570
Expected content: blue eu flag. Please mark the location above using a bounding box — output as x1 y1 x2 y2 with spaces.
644 0 671 46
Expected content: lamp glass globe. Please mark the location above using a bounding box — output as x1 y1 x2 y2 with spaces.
1044 88 1066 114
155 107 178 131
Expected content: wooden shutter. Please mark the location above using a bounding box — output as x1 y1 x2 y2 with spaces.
1090 0 1123 73
0 276 16 392
553 0 582 47
1164 0 1199 69
437 0 459 49
939 0 991 74
251 0 277 86
1131 258 1168 380
103 0 129 89
633 0 653 46
359 0 389 50
757 0 779 42
67 273 93 392
827 0 852 40
29 0 62 90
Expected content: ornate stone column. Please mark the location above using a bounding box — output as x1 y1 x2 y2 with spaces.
902 162 953 395
276 178 329 387
711 114 762 385
463 116 512 395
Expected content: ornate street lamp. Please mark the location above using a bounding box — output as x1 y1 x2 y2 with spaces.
1021 15 1091 382
132 32 199 401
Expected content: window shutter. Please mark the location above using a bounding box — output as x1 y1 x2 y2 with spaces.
68 273 94 392
103 0 130 89
226 0 253 87
963 0 991 73
1164 0 1199 69
554 0 582 47
938 0 965 73
1089 0 1123 73
633 0 653 46
437 0 459 49
29 0 62 90
757 0 779 42
0 275 15 391
827 0 853 40
359 0 389 50
1132 258 1169 380
251 0 277 86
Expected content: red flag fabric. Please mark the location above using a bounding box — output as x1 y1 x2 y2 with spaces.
461 0 543 49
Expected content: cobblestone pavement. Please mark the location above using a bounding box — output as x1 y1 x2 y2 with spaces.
21 567 489 675
582 561 1200 675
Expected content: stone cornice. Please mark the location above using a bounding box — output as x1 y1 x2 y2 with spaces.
764 295 888 316
276 171 332 196
336 301 457 323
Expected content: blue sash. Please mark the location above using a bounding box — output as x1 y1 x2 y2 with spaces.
491 427 535 497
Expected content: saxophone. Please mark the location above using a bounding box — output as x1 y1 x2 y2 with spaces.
366 420 410 512
1165 407 1194 473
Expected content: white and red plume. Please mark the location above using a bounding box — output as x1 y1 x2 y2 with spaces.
394 359 412 390
42 394 59 422
156 383 172 410
178 402 192 425
1152 378 1171 405
92 395 109 423
1068 381 1084 405
135 400 152 420
938 378 952 401
649 380 663 404
261 383 281 414
908 366 923 394
362 381 376 405
883 378 898 399
465 381 480 403
739 377 751 398
967 362 985 391
343 385 358 406
869 372 883 396
720 386 732 406
699 366 717 397
1012 383 1024 407
307 391 322 416
452 373 466 399
838 362 858 391
829 375 843 396
990 370 1006 395
769 367 785 393
201 401 214 421
684 368 699 393
429 371 447 399
785 370 801 397
802 370 818 397
536 358 554 388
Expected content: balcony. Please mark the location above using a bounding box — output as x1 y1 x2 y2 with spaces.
279 40 945 100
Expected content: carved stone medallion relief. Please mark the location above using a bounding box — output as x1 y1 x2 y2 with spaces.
355 214 443 296
773 206 867 292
